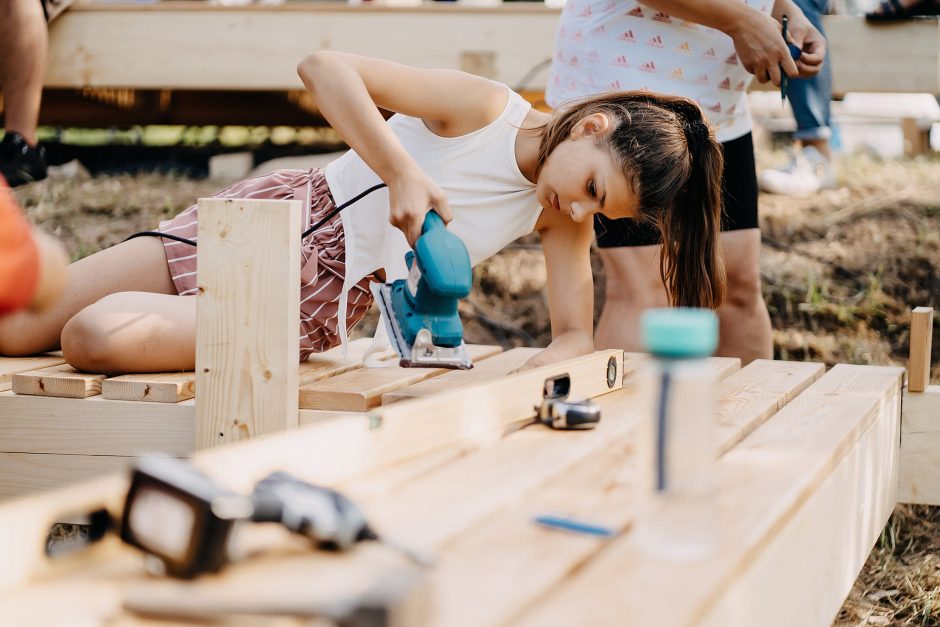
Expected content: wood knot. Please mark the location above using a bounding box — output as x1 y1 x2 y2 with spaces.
263 370 272 380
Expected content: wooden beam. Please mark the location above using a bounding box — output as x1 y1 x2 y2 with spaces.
509 364 903 627
0 354 66 392
0 393 194 456
11 365 105 399
299 344 502 411
899 384 940 504
195 198 301 450
44 9 940 94
908 306 934 393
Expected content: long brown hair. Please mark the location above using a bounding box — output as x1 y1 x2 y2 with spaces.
536 91 726 310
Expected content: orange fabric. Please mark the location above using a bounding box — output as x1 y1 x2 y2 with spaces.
0 177 40 313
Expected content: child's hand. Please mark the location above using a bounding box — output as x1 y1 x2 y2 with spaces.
388 167 453 247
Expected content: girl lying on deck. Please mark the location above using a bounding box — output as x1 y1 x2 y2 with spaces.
0 52 725 374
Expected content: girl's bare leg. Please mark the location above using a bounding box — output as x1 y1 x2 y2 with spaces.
61 291 196 374
0 237 177 355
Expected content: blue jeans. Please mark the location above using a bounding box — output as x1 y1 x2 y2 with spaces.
788 0 833 141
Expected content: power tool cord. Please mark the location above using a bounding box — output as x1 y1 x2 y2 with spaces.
123 182 388 247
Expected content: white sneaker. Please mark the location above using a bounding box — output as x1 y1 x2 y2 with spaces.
758 145 837 196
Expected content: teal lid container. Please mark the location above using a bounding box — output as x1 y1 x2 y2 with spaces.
640 308 718 359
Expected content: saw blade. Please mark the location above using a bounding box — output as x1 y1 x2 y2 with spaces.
369 282 473 370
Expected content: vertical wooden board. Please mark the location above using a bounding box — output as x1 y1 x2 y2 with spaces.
0 453 134 501
908 306 934 393
0 354 67 392
12 365 105 398
380 347 540 404
102 372 195 403
298 344 502 411
508 364 903 627
195 198 301 449
899 385 940 504
424 360 820 627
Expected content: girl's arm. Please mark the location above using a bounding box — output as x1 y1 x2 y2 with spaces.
520 212 596 370
638 0 805 85
297 52 508 245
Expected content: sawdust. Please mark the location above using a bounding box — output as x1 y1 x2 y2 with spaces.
13 151 940 625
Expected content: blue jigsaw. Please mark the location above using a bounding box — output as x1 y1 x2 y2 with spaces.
371 211 474 370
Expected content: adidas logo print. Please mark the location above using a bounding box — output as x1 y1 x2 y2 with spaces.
703 47 717 59
735 80 747 92
591 25 606 36
725 53 738 65
646 35 664 48
652 11 672 22
580 6 592 16
718 77 731 89
708 102 722 113
609 80 622 90
612 55 630 67
695 73 709 84
639 61 657 73
677 42 692 54
627 5 643 17
618 30 636 43
670 68 685 80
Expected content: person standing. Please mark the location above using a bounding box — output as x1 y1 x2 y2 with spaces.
0 0 73 187
547 0 826 363
759 0 837 196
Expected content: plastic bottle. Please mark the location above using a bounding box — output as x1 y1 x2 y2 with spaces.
630 307 720 560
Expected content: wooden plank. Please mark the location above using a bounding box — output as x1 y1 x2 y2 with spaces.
420 360 816 627
908 306 934 393
101 371 195 403
46 3 561 91
96 338 385 404
509 364 903 627
0 393 194 456
298 344 503 411
196 350 625 493
714 359 824 454
0 354 66 392
0 453 133 501
899 384 940 504
380 347 540 404
195 198 301 450
12 364 106 399
45 10 940 94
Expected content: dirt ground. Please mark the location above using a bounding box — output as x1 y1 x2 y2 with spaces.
11 149 940 625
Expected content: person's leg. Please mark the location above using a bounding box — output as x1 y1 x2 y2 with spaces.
61 291 196 374
594 244 669 351
0 0 47 145
715 228 773 362
0 236 177 355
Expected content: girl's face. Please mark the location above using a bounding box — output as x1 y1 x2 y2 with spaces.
536 113 639 224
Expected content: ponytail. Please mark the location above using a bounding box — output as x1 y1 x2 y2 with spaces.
539 91 727 310
658 108 726 310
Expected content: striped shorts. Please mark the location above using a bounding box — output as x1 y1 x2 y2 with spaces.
157 168 375 360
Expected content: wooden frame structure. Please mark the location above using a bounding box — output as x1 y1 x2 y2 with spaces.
0 198 932 625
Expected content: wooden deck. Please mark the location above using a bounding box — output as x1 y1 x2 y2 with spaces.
0 354 907 626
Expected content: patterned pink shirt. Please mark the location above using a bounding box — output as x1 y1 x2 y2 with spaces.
546 0 772 142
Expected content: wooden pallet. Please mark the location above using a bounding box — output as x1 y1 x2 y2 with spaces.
0 355 906 627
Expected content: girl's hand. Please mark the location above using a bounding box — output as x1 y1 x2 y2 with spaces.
727 9 800 86
388 166 453 248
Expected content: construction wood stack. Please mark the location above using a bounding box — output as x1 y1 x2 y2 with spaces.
0 351 907 626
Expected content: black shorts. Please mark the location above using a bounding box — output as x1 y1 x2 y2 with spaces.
594 131 758 248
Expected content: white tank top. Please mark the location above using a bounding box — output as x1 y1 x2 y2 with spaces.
324 86 541 349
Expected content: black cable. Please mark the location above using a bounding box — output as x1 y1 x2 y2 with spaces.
123 182 389 248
